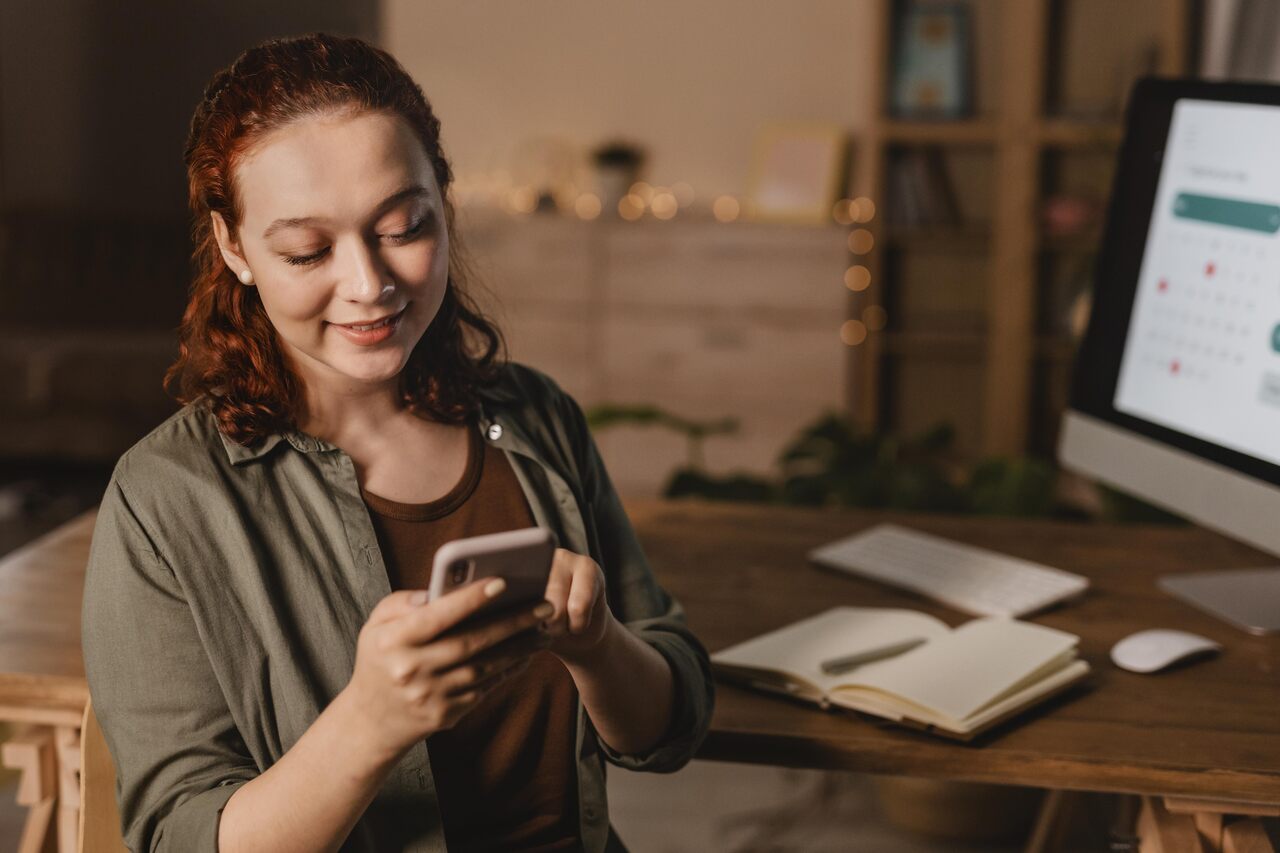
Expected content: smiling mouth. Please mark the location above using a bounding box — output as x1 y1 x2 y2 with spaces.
331 307 407 331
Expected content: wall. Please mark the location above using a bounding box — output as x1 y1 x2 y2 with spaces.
381 0 878 201
0 0 380 219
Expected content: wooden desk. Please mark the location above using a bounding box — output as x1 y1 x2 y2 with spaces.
627 500 1280 851
2 503 1278 852
0 513 93 853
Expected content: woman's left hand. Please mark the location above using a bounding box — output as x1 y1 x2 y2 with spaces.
542 549 614 662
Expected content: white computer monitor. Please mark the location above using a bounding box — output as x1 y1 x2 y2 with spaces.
1059 78 1280 634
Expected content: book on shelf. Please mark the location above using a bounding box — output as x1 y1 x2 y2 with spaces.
887 146 962 231
711 606 1090 741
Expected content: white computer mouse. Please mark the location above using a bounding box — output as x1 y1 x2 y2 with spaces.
1110 629 1222 673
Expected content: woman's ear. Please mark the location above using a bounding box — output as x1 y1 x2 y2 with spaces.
210 211 254 286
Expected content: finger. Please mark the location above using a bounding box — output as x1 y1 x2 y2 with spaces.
543 549 574 620
442 659 533 721
566 562 599 634
419 603 551 672
399 577 513 644
367 588 436 626
440 654 533 697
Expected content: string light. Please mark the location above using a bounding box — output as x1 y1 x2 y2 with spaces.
509 187 538 215
713 195 740 223
651 191 678 220
840 320 868 346
843 265 871 292
618 194 645 220
853 197 876 223
832 199 855 225
848 229 875 254
629 181 655 204
575 193 603 220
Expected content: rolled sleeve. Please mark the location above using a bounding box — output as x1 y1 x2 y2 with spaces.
82 471 258 852
556 389 716 773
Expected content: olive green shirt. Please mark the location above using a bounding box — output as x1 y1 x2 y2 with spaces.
81 363 714 852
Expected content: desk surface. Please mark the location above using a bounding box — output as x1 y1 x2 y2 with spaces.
626 500 1280 805
2 502 1278 801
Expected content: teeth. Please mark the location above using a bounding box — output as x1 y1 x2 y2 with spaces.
348 316 393 331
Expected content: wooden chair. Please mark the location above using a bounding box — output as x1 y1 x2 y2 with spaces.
78 698 127 853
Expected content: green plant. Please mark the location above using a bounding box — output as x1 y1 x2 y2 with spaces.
585 403 1187 522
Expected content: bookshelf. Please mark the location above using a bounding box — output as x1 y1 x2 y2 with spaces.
848 0 1193 459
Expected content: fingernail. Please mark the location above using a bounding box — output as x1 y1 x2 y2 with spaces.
410 590 429 605
483 578 506 598
533 602 554 618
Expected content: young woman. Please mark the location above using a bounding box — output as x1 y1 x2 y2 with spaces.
81 33 713 853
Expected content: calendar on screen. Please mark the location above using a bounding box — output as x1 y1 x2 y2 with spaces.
1115 98 1280 467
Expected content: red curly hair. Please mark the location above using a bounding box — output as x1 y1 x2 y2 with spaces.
164 33 505 446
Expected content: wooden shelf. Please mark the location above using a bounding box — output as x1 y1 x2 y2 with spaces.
880 119 999 144
882 226 992 253
848 0 1190 458
1037 119 1123 147
881 330 986 357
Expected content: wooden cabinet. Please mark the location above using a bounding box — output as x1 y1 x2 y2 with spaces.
461 210 850 496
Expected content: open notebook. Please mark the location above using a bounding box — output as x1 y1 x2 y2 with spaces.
711 607 1090 740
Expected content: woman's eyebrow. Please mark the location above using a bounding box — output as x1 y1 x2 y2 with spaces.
261 184 431 239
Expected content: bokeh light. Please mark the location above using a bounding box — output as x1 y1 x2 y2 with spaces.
840 320 868 346
713 195 740 223
575 193 603 220
843 265 871 291
853 197 877 223
848 229 875 254
651 191 678 220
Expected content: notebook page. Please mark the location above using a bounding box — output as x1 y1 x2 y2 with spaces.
711 607 951 691
836 617 1080 722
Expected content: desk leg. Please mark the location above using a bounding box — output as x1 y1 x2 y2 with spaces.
1138 797 1204 853
1 724 58 853
52 726 80 853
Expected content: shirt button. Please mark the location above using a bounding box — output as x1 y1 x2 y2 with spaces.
584 806 599 822
487 423 503 440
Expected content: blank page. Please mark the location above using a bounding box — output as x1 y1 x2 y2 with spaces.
712 607 951 690
838 617 1080 722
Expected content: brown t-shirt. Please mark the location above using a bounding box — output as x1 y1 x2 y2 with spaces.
361 424 582 852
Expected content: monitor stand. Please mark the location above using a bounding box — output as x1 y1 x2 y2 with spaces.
1158 568 1280 635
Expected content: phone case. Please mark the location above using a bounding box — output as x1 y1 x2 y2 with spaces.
427 527 556 608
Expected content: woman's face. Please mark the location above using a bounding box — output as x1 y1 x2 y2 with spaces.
212 108 449 401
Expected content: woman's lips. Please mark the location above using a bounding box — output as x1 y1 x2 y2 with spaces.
328 307 406 345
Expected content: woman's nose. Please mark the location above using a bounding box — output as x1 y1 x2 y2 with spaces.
338 238 395 302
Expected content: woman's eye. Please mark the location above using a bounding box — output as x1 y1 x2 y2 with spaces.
384 218 426 244
282 248 329 267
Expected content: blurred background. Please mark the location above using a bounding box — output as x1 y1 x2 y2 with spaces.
1 0 1273 849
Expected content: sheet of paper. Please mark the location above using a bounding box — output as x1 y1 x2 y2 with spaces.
838 617 1079 722
711 607 951 691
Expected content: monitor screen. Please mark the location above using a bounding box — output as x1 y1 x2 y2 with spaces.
1113 98 1280 468
1060 78 1280 559
1060 79 1280 629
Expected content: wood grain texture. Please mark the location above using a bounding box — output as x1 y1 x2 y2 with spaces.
625 499 1280 803
0 513 94 713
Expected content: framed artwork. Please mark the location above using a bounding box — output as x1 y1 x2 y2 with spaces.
745 124 848 225
889 1 973 119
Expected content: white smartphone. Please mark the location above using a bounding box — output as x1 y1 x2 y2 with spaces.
427 527 556 612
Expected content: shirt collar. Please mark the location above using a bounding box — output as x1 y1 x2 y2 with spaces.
216 386 534 466
218 428 337 466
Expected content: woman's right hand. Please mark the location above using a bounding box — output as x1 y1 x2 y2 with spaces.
342 578 552 762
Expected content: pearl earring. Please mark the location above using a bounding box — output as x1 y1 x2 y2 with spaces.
238 269 254 285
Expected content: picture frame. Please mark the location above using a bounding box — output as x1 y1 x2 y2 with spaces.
745 123 848 225
889 1 973 119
